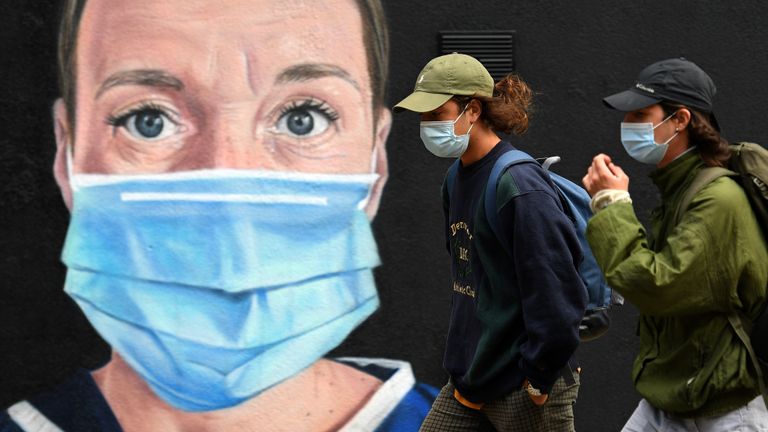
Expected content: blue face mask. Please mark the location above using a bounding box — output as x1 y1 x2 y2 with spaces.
620 112 679 165
63 166 381 412
420 106 474 158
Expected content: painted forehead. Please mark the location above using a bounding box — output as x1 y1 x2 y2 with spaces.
75 0 372 97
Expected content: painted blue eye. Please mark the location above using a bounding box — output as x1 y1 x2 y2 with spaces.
132 110 165 138
274 100 338 138
109 106 179 141
285 109 314 136
276 107 330 138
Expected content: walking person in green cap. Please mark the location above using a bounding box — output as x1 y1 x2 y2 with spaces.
395 53 587 431
583 58 768 431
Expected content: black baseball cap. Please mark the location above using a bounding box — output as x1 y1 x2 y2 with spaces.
603 57 717 113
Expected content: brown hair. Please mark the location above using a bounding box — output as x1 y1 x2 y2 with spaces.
660 102 730 167
453 74 533 135
56 0 389 134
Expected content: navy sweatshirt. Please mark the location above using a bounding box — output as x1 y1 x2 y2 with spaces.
441 141 587 403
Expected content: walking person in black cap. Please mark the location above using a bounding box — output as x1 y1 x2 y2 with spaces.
583 58 768 430
395 53 587 431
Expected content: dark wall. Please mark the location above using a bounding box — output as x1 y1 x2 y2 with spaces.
2 2 768 431
0 0 112 405
338 2 768 431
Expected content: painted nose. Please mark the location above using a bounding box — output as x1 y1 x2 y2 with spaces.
202 109 274 170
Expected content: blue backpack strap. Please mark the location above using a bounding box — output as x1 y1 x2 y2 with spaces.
484 151 613 311
484 150 537 255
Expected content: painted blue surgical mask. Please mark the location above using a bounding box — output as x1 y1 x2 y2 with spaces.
620 112 679 165
420 105 475 158
62 163 381 412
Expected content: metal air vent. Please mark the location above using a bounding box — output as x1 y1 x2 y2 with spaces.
439 31 516 81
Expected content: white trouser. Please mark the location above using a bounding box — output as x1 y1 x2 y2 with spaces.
621 396 768 432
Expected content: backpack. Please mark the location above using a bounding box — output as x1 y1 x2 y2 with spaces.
675 141 768 407
446 149 620 342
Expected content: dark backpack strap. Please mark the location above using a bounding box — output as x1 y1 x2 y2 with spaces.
674 167 735 226
677 167 767 404
484 150 538 255
727 312 768 407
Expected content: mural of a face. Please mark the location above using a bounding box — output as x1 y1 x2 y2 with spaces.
54 0 390 213
24 0 431 430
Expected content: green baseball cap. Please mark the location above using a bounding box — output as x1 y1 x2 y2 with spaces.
394 53 494 113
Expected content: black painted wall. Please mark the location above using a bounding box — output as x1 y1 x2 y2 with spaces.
0 0 112 407
2 2 768 431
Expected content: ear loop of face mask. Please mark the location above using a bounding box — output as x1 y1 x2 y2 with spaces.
462 110 475 135
455 104 473 131
440 103 475 139
357 145 381 210
653 111 680 145
457 101 480 144
66 143 79 192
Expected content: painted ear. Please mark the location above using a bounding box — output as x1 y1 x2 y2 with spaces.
363 108 391 219
52 99 73 211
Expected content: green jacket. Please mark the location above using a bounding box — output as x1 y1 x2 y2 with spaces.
586 150 768 417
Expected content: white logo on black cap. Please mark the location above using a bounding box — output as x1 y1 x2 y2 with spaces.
635 83 655 94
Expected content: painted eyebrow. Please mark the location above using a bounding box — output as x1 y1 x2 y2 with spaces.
275 63 360 91
96 69 184 99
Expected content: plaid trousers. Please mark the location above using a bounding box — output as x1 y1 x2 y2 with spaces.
419 373 580 432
